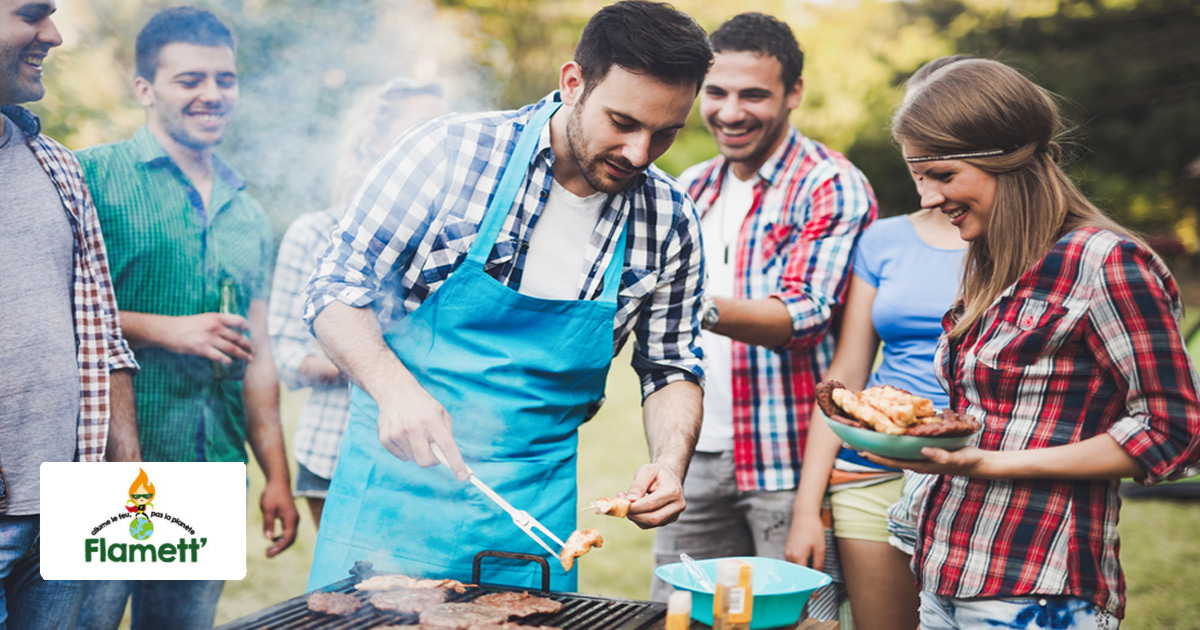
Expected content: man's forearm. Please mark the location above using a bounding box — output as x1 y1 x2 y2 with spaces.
312 300 471 476
298 355 344 386
642 379 703 481
709 296 794 348
244 368 289 483
117 311 175 349
106 369 142 462
312 301 422 410
244 300 299 556
244 300 289 484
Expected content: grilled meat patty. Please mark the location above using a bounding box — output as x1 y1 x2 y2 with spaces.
306 591 363 615
904 411 979 436
419 603 510 628
368 587 448 614
357 574 470 593
472 591 563 617
469 625 564 630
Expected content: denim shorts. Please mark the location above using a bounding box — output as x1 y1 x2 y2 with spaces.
920 592 1120 630
294 462 331 498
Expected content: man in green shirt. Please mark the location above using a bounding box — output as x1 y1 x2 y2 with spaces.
74 7 297 629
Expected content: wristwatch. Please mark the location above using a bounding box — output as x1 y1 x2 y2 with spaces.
700 296 720 330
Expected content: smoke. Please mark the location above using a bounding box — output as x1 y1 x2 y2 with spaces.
43 0 499 237
219 0 498 235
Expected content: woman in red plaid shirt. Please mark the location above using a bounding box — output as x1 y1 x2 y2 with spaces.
866 59 1200 629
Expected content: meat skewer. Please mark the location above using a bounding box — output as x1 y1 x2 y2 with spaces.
581 496 631 518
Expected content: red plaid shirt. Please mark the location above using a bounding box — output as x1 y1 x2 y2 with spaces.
684 127 876 491
3 105 139 462
918 227 1200 617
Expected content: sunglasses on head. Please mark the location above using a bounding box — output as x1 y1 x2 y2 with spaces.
132 493 152 500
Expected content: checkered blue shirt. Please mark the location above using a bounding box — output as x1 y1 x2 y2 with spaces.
304 92 705 395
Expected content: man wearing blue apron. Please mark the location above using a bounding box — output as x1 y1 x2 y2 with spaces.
302 1 713 592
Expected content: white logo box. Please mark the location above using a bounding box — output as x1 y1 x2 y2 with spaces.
41 462 247 580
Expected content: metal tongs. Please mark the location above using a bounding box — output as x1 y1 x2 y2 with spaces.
430 443 566 559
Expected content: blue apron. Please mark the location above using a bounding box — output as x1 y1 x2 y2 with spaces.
308 101 627 592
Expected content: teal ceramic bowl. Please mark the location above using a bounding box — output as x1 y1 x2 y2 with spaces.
823 413 981 460
654 556 832 629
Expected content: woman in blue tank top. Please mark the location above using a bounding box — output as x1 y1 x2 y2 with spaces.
785 208 964 630
784 57 973 630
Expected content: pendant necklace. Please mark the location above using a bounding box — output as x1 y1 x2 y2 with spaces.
720 193 733 265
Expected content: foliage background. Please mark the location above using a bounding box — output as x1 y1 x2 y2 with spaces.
28 0 1200 627
39 0 1200 255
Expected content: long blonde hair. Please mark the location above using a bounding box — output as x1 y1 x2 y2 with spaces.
891 59 1142 338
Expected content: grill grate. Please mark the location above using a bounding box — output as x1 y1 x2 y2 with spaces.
216 573 667 630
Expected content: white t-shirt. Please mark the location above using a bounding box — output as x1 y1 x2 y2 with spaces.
519 179 608 300
695 172 757 453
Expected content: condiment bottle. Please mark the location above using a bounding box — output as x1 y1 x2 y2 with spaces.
213 277 247 381
667 590 692 630
712 559 753 630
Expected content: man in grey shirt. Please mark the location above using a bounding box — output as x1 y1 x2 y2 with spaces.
0 1 141 627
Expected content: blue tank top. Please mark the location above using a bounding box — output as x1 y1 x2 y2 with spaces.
857 215 965 409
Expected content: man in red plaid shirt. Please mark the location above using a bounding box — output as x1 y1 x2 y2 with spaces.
649 13 875 619
0 1 140 627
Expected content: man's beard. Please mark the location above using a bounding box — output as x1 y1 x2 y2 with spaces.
565 106 638 195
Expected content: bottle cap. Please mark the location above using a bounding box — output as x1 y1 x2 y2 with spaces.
668 590 692 614
716 558 747 585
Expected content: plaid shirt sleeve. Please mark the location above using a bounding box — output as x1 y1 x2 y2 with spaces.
629 182 706 398
270 211 332 389
304 119 451 327
81 182 139 375
1092 240 1200 483
772 167 876 352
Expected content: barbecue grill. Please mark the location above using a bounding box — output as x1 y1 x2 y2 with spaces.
217 552 669 630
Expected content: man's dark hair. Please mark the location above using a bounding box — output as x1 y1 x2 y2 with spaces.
573 1 712 97
710 13 803 89
135 6 236 81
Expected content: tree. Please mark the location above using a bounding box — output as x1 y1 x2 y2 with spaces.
956 0 1200 239
857 0 1200 247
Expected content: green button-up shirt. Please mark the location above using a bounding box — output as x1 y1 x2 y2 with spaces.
77 127 273 463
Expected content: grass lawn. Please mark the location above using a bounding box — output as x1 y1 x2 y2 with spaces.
215 348 1200 628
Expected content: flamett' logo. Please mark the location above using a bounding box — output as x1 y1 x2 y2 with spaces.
126 468 156 539
41 462 245 580
84 467 207 564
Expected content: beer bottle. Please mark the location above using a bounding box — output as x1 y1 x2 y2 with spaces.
213 277 247 381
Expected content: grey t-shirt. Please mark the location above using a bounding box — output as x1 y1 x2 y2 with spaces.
0 114 80 515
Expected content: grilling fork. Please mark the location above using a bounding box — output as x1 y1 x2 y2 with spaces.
430 443 567 559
